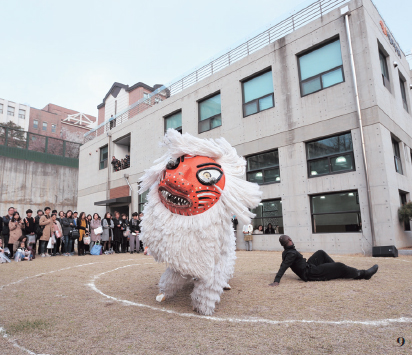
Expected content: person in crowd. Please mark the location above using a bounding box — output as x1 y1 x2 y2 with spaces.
61 210 75 256
39 207 53 257
57 211 65 254
120 213 129 253
138 212 144 252
9 211 25 257
112 211 122 253
34 209 43 254
0 238 11 263
269 235 379 286
14 239 32 262
90 213 102 252
232 215 238 243
242 223 253 251
265 223 276 234
71 211 78 254
129 212 140 254
253 225 264 234
76 212 87 256
102 212 114 253
2 207 15 255
24 209 37 259
51 213 62 256
85 214 93 254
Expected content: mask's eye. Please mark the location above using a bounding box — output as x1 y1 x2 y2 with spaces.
197 168 223 185
166 157 180 170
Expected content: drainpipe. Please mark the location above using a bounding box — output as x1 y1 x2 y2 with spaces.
107 131 112 201
124 174 133 218
342 6 376 249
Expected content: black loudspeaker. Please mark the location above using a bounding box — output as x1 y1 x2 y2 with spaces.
372 245 398 257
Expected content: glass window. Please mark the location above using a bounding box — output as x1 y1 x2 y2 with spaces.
0 103 3 113
51 124 56 133
392 138 403 174
379 50 390 90
42 122 47 131
251 199 283 234
139 190 149 212
246 150 280 184
298 39 344 96
307 132 355 177
199 93 221 133
165 111 182 133
399 192 410 231
399 76 408 112
242 71 274 117
99 145 108 170
311 191 361 233
7 106 15 116
33 120 38 129
18 109 25 119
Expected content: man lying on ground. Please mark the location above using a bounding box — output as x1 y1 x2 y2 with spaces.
269 235 378 286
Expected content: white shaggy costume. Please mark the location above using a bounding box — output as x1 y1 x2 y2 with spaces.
139 129 261 315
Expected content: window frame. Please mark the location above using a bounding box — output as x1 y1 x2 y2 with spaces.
399 191 411 231
42 122 47 131
392 137 403 175
197 91 222 134
51 124 56 133
246 149 280 185
18 109 25 119
33 120 38 129
241 69 275 117
306 132 356 178
138 189 149 213
99 145 108 170
0 103 3 114
399 75 408 112
164 109 182 134
251 198 283 235
297 37 345 97
310 190 362 234
379 49 391 91
7 106 15 116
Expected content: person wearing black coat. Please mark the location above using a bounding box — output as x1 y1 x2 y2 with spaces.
34 210 44 253
61 211 75 256
112 212 122 253
2 207 14 250
24 209 37 259
269 235 379 286
120 214 129 253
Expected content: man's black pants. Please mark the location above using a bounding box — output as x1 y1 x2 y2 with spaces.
306 250 359 281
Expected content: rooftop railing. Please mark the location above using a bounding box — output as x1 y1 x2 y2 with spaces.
84 0 404 143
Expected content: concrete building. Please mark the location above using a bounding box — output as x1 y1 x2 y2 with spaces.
0 98 30 131
78 0 412 254
29 103 96 143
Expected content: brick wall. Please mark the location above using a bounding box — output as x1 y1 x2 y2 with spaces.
110 185 129 199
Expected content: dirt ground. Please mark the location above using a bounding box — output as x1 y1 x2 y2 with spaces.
0 251 411 355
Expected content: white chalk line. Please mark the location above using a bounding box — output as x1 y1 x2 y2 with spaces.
89 263 412 327
0 258 153 355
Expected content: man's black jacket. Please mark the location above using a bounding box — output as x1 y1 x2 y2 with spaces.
274 245 308 283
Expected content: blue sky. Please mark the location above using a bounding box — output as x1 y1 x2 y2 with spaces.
1 0 410 118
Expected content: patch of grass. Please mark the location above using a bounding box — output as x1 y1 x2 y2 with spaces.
8 319 51 334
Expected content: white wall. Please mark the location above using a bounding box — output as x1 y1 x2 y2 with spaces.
0 98 30 131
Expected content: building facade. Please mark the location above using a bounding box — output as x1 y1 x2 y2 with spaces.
78 0 412 254
29 103 96 143
0 98 30 131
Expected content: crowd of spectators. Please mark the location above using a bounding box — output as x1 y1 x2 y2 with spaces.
111 155 130 172
0 206 145 263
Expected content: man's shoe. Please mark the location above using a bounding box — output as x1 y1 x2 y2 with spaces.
364 264 378 280
130 251 133 254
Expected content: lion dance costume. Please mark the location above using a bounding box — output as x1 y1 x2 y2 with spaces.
139 129 262 315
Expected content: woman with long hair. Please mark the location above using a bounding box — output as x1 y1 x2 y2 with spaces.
101 212 114 253
77 212 87 256
9 211 24 257
61 210 75 256
112 211 122 253
90 213 102 252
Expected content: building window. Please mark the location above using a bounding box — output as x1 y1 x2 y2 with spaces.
392 138 403 174
399 76 408 112
7 106 15 116
246 150 280 184
99 145 108 170
18 109 26 119
51 124 56 133
298 39 344 96
242 70 274 117
251 199 283 234
198 93 221 133
379 50 390 90
33 120 38 129
165 111 182 133
115 100 117 115
0 103 3 114
138 190 149 212
307 132 354 177
143 92 149 99
42 122 47 131
311 191 361 233
399 191 411 231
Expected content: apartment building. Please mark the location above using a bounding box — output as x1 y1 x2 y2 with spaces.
0 98 30 131
78 0 412 254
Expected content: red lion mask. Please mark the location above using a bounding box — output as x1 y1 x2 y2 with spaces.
158 155 225 216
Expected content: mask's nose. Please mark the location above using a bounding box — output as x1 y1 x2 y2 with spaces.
164 164 192 194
